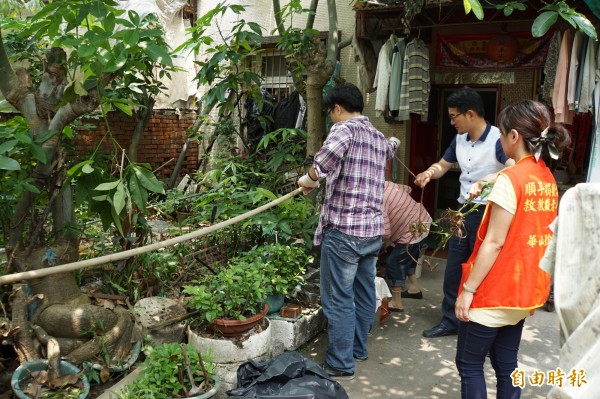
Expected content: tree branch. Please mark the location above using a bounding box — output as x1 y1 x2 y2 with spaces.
339 34 353 50
326 0 339 64
272 0 286 37
129 93 156 162
0 28 28 112
305 0 319 31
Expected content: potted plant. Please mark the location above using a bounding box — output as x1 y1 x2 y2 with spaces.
11 359 90 399
183 254 270 337
119 342 218 399
253 244 310 314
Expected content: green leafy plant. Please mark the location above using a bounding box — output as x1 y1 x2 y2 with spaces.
255 243 310 296
461 0 597 40
183 243 309 327
178 2 265 118
121 343 214 399
186 150 317 248
69 161 165 237
256 128 307 173
184 254 270 323
158 189 199 216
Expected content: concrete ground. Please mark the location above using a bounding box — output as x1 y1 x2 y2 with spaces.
302 256 560 399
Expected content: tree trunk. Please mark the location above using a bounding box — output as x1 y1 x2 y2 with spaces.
10 243 135 364
305 74 326 157
129 95 156 163
12 285 40 363
0 27 138 369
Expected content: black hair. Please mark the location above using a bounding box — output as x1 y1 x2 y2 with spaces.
323 82 364 113
497 100 571 158
447 87 486 118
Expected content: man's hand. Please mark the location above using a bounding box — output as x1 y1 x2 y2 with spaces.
389 137 401 148
414 170 432 188
298 174 319 195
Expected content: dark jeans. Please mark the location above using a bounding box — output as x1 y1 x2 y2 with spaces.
441 205 484 330
386 243 421 288
456 319 525 399
320 228 382 373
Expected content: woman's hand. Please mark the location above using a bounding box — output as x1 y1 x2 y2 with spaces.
455 291 474 322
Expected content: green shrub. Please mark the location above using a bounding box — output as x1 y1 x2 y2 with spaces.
120 343 214 399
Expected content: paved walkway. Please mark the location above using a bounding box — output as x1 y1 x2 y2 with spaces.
304 256 560 398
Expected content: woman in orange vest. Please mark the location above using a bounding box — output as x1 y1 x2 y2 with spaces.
454 100 570 399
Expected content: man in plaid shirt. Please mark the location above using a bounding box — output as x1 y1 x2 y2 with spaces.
298 83 400 380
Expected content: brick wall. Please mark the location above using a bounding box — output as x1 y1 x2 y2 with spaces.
1 109 199 182
73 109 199 181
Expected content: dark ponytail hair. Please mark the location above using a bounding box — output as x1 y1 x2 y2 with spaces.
497 100 571 161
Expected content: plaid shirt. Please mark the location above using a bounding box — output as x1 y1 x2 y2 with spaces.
313 116 398 245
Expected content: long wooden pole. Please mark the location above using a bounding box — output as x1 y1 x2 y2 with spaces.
0 188 305 285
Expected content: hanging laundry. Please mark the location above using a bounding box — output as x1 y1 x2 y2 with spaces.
574 34 589 112
388 36 406 115
552 30 574 124
271 90 302 132
245 89 274 149
352 35 377 95
295 93 307 130
541 31 561 105
577 38 597 114
374 34 397 116
397 38 430 122
567 31 585 112
588 51 600 182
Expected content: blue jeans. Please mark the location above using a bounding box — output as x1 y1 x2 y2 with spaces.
441 205 484 330
320 228 382 373
456 319 525 399
386 243 421 288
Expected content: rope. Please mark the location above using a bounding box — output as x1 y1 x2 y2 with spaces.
0 187 305 286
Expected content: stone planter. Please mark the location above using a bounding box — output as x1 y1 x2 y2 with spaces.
188 318 272 398
269 305 326 353
12 360 90 399
134 296 187 345
94 366 220 399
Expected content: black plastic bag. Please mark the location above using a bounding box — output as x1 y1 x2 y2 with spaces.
226 351 349 399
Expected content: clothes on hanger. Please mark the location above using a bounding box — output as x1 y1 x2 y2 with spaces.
542 31 562 105
397 37 430 122
578 36 597 114
388 36 407 114
567 31 585 112
552 29 574 124
374 34 399 116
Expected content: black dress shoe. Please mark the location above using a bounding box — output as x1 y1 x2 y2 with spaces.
422 324 457 338
322 363 355 380
401 291 423 299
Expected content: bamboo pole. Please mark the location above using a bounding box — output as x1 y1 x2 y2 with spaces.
0 187 305 286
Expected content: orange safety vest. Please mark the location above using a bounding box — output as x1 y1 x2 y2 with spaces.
460 156 556 310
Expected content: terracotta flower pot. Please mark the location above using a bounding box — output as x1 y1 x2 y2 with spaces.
209 304 268 337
